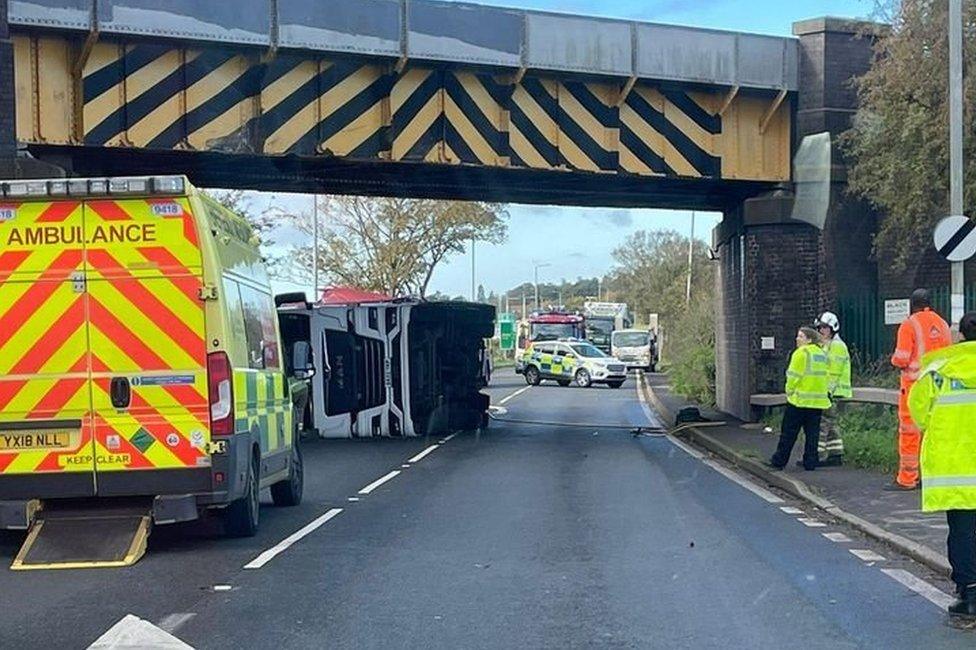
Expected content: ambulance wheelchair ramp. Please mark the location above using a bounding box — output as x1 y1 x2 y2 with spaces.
11 499 152 570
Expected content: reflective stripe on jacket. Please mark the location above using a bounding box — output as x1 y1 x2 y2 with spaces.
785 343 831 409
823 336 852 399
892 308 951 383
908 341 976 512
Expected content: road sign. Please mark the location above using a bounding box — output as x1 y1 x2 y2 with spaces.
884 299 910 325
933 215 976 261
498 313 516 350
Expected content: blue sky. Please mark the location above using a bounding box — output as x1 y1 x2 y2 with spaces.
257 0 871 299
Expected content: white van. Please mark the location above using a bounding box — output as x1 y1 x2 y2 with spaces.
611 329 657 372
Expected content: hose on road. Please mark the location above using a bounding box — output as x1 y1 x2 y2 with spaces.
486 413 727 438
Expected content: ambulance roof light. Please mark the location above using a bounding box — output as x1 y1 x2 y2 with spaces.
152 176 184 194
109 178 149 195
2 175 187 198
88 179 108 195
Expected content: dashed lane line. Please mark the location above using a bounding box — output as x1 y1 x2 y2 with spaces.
881 568 956 610
408 445 440 463
358 470 401 495
439 432 459 444
497 386 530 405
780 506 804 514
823 532 852 543
849 549 887 562
797 518 827 528
243 508 344 570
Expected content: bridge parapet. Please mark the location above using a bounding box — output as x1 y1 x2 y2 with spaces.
9 0 797 91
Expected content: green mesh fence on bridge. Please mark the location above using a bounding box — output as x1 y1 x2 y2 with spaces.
837 285 976 365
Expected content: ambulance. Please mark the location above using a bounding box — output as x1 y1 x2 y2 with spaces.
0 176 305 568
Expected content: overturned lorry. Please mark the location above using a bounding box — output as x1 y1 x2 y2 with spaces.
277 297 494 439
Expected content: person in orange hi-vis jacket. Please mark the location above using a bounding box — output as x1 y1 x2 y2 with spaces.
889 289 952 490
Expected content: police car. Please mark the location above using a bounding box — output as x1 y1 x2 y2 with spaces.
519 339 627 388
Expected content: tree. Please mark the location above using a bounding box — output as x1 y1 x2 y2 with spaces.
607 229 713 325
257 196 507 297
842 0 976 270
477 284 488 303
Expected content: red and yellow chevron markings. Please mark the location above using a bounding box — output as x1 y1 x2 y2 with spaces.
0 198 209 475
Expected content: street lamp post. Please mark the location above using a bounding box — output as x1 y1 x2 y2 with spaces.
312 194 319 301
950 0 965 324
533 262 551 312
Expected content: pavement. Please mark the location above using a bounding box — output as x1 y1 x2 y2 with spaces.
0 372 973 648
643 373 951 570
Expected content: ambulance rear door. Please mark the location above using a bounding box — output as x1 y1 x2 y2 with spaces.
0 198 95 498
83 195 212 495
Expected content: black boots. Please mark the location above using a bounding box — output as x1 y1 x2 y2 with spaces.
949 585 976 625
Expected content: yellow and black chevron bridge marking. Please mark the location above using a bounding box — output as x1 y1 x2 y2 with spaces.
13 34 791 182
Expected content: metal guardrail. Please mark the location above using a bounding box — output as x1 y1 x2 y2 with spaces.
751 387 899 409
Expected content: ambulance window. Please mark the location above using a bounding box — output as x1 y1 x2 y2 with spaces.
239 284 280 370
222 277 247 353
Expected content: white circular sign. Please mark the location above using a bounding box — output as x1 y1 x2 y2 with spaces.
934 215 976 261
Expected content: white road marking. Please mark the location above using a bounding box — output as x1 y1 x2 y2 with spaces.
440 432 458 443
212 585 232 591
88 614 193 649
635 375 782 503
243 508 343 570
358 470 401 495
401 464 411 468
347 497 360 502
849 549 887 562
881 568 956 610
408 445 440 463
823 532 852 543
157 613 196 634
780 506 804 514
797 518 827 527
701 458 784 504
498 386 530 405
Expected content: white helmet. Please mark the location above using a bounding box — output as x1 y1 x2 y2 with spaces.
816 311 840 333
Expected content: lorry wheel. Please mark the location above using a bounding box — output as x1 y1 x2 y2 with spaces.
557 379 571 387
575 369 592 388
525 366 541 386
607 381 624 389
225 452 260 537
272 421 304 507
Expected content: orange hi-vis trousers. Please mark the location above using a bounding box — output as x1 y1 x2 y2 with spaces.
897 377 921 487
891 308 951 487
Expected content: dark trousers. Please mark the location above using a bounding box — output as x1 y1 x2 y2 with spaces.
770 404 822 470
948 510 976 593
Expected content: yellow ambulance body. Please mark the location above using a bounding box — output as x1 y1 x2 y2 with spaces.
0 176 302 542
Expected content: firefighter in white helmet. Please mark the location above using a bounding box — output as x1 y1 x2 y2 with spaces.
812 311 851 466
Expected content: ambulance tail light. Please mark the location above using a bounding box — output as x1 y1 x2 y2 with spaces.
208 352 235 436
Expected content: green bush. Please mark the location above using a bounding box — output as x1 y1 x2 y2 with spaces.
850 351 900 389
836 403 899 473
667 292 716 407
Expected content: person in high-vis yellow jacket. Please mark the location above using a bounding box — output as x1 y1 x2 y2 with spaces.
815 311 851 467
769 327 831 471
908 312 976 621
